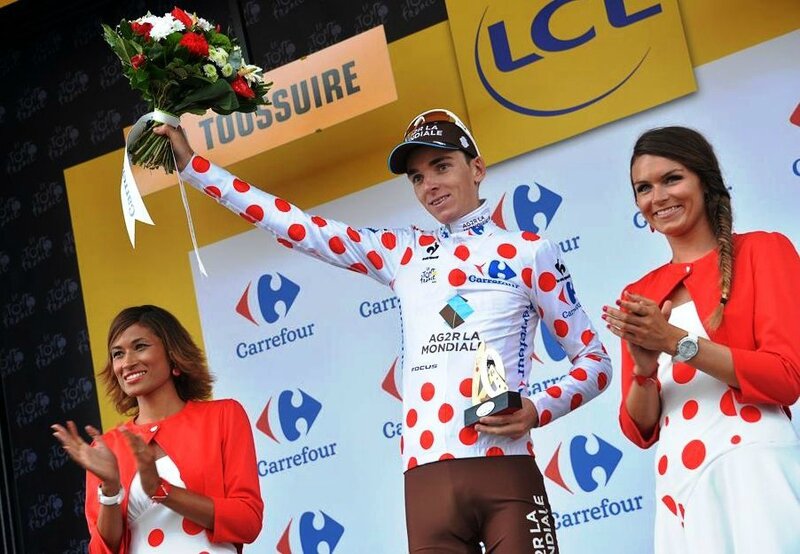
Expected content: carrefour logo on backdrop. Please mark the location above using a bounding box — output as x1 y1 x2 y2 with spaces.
236 272 300 325
492 183 562 236
474 0 664 116
381 357 405 440
256 389 338 477
277 510 344 554
381 357 402 402
544 434 622 494
256 389 321 443
544 434 647 530
234 272 317 359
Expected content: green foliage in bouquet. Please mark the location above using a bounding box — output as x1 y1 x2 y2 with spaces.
103 6 271 173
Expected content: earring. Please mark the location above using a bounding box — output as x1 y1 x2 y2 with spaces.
172 367 181 376
649 224 655 233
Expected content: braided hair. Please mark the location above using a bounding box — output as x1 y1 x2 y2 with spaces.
631 126 733 330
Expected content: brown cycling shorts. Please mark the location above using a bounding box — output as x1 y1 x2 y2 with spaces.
404 455 559 553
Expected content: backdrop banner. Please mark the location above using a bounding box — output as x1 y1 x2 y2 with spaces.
190 32 800 553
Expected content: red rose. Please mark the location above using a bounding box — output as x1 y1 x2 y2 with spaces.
178 32 209 57
131 54 146 69
231 75 255 99
171 6 194 29
131 21 152 40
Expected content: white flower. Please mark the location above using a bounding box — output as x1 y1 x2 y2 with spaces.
136 12 158 25
203 64 218 82
221 63 234 77
196 17 213 32
208 46 228 67
149 15 182 41
238 64 263 85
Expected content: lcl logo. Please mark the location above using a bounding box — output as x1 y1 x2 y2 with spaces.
475 0 663 116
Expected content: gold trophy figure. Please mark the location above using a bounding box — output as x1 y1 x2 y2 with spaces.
464 341 522 426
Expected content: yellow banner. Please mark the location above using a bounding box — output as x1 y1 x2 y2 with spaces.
444 0 696 163
129 25 397 195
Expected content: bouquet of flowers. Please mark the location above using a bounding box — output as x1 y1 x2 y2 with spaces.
102 7 270 173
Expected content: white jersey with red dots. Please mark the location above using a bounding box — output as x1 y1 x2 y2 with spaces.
127 456 236 553
653 302 800 553
181 156 612 470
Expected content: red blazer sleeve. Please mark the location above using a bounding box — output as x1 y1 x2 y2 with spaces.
84 446 130 554
207 400 264 545
731 232 800 405
618 332 660 449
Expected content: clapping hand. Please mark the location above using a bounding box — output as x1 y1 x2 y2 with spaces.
51 421 120 488
604 292 674 375
120 428 161 497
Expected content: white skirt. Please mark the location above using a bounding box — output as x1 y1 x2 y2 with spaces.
655 441 800 554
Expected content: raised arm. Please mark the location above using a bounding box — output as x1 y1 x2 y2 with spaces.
155 125 414 287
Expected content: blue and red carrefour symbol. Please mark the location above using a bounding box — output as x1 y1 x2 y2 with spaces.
277 510 344 553
236 272 300 326
475 260 517 280
381 357 402 401
544 434 623 494
256 389 322 443
492 182 562 235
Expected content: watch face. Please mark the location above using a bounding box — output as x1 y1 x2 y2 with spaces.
678 337 698 359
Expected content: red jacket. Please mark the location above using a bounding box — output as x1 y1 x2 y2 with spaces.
619 231 800 447
85 399 263 553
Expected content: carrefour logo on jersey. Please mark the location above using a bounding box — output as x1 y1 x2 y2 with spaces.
469 260 520 289
277 510 344 554
540 260 581 319
234 272 316 359
255 389 338 477
544 434 645 530
444 0 694 161
492 183 581 255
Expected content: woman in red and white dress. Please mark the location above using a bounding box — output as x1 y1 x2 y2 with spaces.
52 305 263 553
603 126 800 553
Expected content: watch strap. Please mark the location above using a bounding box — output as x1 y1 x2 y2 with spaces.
633 373 659 387
97 484 125 506
151 478 172 503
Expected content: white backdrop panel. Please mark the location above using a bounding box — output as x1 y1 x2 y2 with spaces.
190 31 800 553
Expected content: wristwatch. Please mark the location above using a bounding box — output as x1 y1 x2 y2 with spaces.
150 478 173 504
673 333 699 363
97 484 125 506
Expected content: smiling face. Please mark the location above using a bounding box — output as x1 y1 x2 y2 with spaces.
631 154 714 241
406 146 486 225
110 323 177 401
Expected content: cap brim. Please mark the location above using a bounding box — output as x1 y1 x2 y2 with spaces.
387 141 461 175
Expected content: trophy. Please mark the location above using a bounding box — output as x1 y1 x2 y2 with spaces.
464 341 522 426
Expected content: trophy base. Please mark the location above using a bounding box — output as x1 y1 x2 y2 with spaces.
464 391 523 427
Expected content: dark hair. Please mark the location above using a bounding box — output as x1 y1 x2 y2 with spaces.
100 305 213 415
631 126 733 329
